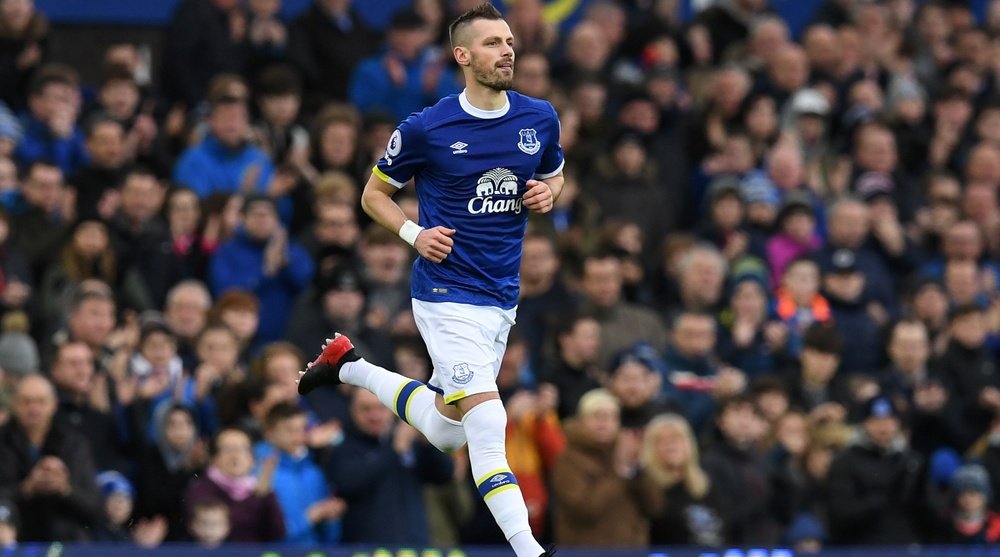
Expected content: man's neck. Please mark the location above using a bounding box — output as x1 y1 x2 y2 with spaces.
464 84 508 111
24 424 49 447
520 276 553 298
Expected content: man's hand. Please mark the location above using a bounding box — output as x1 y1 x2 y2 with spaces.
414 226 455 263
523 180 553 213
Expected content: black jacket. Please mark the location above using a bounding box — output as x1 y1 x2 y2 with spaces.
287 4 379 111
161 0 248 106
0 419 102 541
826 440 927 545
932 341 999 450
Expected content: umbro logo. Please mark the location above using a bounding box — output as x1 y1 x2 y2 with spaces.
450 141 468 154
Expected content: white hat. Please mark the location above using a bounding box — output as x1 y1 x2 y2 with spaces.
791 88 830 116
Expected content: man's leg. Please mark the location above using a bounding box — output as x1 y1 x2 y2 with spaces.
458 393 545 557
297 335 466 452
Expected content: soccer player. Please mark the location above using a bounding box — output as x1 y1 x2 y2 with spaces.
297 4 562 556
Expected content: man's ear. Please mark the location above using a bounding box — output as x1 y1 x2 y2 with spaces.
453 46 471 67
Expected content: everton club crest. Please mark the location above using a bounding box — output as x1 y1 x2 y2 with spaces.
517 128 540 155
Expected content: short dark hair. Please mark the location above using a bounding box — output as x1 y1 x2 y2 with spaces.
257 64 302 98
264 402 306 430
802 323 842 355
950 303 985 322
449 2 504 48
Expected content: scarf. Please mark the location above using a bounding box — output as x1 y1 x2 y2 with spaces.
206 465 257 502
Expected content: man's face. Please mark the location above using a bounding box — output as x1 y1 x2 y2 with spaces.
464 18 515 91
828 202 870 248
323 288 364 323
610 362 654 408
888 323 929 373
99 80 139 121
672 314 716 359
68 298 116 348
121 174 163 223
943 222 982 260
856 128 897 172
560 318 600 363
352 389 394 437
520 237 557 285
52 342 95 396
864 414 900 448
86 122 125 168
32 82 79 122
267 415 308 454
389 26 431 61
582 257 622 308
209 103 249 149
951 312 987 348
242 203 278 241
197 330 239 370
166 287 209 339
801 348 839 384
513 54 549 98
315 203 358 246
679 253 725 308
13 377 57 433
23 165 64 214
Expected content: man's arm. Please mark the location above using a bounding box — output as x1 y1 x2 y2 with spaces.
361 173 455 263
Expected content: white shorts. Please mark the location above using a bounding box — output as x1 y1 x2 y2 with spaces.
412 299 516 404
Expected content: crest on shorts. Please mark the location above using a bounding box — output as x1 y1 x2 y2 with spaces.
517 128 540 155
452 363 474 385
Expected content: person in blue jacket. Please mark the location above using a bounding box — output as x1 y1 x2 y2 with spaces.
173 96 295 219
209 195 313 345
348 9 461 122
254 402 345 544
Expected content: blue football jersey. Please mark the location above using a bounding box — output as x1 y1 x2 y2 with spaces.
373 90 564 310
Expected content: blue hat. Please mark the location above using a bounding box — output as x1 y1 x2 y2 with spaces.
610 342 667 376
929 447 962 488
96 470 134 499
740 171 780 207
861 397 898 420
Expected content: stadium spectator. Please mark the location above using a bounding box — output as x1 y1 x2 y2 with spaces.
551 388 658 547
135 404 206 541
931 304 1000 451
0 0 49 111
209 195 314 344
819 248 882 373
517 231 577 370
347 9 460 122
358 224 412 334
161 0 248 108
208 289 260 362
70 116 127 222
717 257 783 377
93 470 168 547
184 427 285 542
254 402 345 544
936 463 1000 544
15 65 87 176
285 263 394 370
608 343 675 431
287 0 379 111
107 167 173 306
0 497 16 547
49 340 131 472
642 413 727 546
326 388 453 545
0 374 101 542
162 280 212 370
766 193 822 288
186 498 229 547
662 310 745 433
172 97 279 205
251 65 308 172
162 189 216 288
783 323 848 417
702 394 789 546
8 160 72 279
579 250 666 367
827 396 927 545
537 312 603 420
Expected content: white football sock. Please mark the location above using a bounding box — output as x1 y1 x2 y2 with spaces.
462 399 544 557
340 359 466 452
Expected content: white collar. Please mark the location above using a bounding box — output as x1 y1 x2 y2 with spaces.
459 89 510 119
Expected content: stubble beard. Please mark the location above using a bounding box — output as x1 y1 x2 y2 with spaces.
472 58 513 91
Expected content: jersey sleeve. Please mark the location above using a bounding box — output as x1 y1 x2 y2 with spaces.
372 114 427 189
535 104 565 179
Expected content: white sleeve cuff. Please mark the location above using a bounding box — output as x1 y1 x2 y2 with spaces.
534 159 565 180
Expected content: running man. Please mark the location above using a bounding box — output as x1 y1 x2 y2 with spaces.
297 3 563 556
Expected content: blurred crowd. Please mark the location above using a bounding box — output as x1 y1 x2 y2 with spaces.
0 0 998 551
